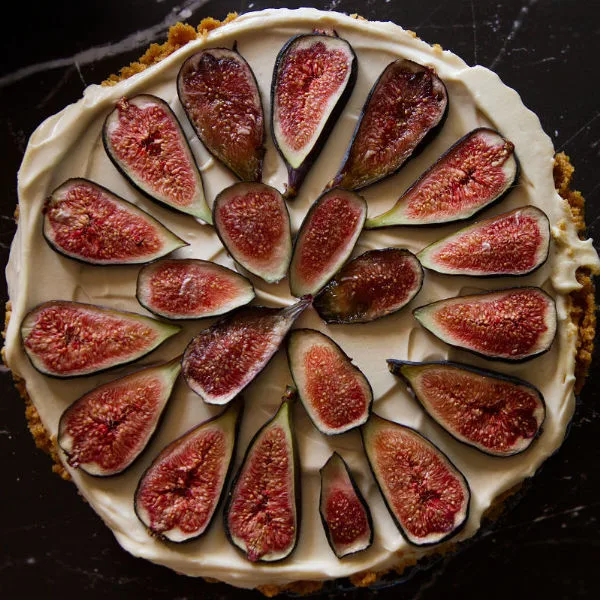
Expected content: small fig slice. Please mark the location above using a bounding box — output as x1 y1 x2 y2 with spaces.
103 95 211 222
182 299 310 405
21 301 180 378
388 360 546 457
137 259 255 320
362 414 470 546
417 206 550 276
134 399 243 542
313 248 423 324
366 128 518 228
413 287 557 362
213 183 292 283
272 32 357 198
287 329 372 435
320 452 373 558
225 387 299 562
43 178 187 265
58 357 181 477
328 58 448 191
288 188 366 298
177 47 265 182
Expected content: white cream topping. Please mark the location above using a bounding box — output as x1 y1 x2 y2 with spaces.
5 8 600 589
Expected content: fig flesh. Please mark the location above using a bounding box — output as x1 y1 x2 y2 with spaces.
417 206 550 276
134 399 243 542
319 452 373 558
388 360 546 456
58 357 181 477
288 188 366 298
413 287 557 362
182 299 310 405
136 259 255 320
313 248 424 324
272 32 357 198
177 47 265 182
287 329 372 435
225 387 299 562
103 95 211 222
362 414 470 546
43 178 187 265
21 301 180 378
213 183 292 283
329 58 448 191
366 128 518 228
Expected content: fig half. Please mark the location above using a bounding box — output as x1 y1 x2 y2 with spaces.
328 58 448 191
103 95 211 222
362 414 470 546
225 387 300 562
313 248 424 324
388 360 546 457
413 287 557 362
287 329 372 435
134 399 243 542
58 357 181 477
272 32 357 198
21 301 180 378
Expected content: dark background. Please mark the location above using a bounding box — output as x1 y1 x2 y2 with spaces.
2 1 599 598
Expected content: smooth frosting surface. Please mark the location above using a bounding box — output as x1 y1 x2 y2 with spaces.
5 8 600 588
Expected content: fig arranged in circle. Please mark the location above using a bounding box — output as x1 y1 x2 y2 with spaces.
43 179 187 265
58 357 181 477
182 299 310 405
136 259 255 320
213 183 292 283
417 206 550 276
366 128 518 228
362 414 470 546
225 387 300 562
328 58 448 191
103 95 211 222
388 360 546 457
271 32 357 198
319 452 373 558
287 329 372 435
313 248 424 324
288 188 367 298
177 47 265 182
135 398 243 542
21 301 180 378
413 287 557 362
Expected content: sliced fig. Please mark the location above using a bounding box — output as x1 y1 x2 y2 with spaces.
413 287 557 362
288 188 366 298
388 360 546 457
136 259 254 320
313 248 423 324
57 357 181 477
182 299 310 405
134 399 243 542
328 58 448 191
319 452 373 558
366 128 518 228
271 32 357 198
21 301 180 378
43 178 187 265
362 414 470 546
417 206 550 276
287 329 372 435
225 387 299 562
103 95 211 222
213 183 292 283
177 47 265 181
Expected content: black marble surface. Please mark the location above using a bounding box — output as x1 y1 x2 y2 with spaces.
2 1 599 598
